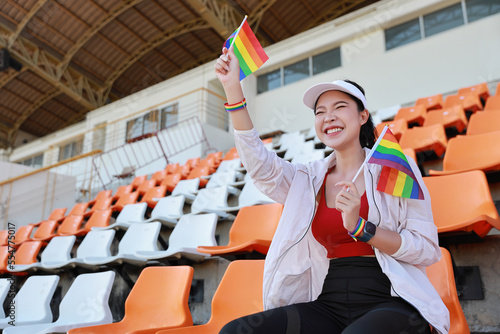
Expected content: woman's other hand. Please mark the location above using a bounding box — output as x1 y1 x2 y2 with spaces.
335 181 361 233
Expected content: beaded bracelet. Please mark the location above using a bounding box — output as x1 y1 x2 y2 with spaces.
348 217 366 241
224 98 247 112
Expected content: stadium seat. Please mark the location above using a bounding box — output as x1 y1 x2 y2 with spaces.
140 185 167 208
275 132 305 152
152 260 265 334
187 166 212 187
0 230 8 246
415 93 443 110
422 105 468 134
136 179 157 196
399 124 447 157
423 171 500 238
0 279 10 317
166 163 180 174
443 93 482 112
8 241 44 273
484 95 500 112
67 266 193 334
0 275 59 329
427 248 470 334
130 175 148 190
151 170 168 185
84 222 161 266
161 173 182 193
291 149 326 165
458 82 490 102
143 195 185 227
375 119 407 140
111 191 140 211
170 163 191 179
191 187 234 218
185 157 200 170
402 148 417 165
466 111 500 135
0 246 10 274
96 202 147 230
56 215 85 236
393 105 426 127
84 196 113 217
171 178 200 201
429 130 500 175
198 203 283 256
87 190 113 206
67 202 90 216
37 235 77 271
283 140 315 161
136 213 217 262
80 209 113 232
69 230 116 269
198 157 218 173
496 82 500 96
207 151 223 164
223 147 239 160
215 158 244 175
206 171 241 195
227 179 276 210
112 185 134 201
2 271 115 334
12 224 35 245
46 207 67 222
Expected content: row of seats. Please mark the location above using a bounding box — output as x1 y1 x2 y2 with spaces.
0 248 468 334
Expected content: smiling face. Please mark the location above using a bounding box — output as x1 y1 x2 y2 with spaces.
314 90 368 151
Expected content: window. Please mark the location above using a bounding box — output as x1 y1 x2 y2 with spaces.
257 68 281 94
19 154 43 169
59 138 83 161
284 59 309 85
92 122 106 151
423 3 464 38
160 104 178 129
385 18 422 50
313 48 341 75
466 0 500 22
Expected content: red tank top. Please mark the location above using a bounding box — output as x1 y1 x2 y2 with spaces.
312 170 375 259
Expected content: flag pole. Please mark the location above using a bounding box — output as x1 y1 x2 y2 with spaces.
229 15 248 49
351 125 389 183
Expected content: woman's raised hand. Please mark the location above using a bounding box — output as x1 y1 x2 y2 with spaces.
215 47 240 87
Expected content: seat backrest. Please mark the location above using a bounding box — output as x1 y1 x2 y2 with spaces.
172 178 200 197
394 105 426 126
206 171 237 188
83 209 112 231
68 203 90 216
0 230 7 246
76 230 115 259
131 175 147 189
13 225 34 244
484 95 500 111
223 147 239 161
118 222 161 255
423 170 500 237
140 185 167 208
14 241 44 266
187 166 211 180
441 130 500 173
209 260 265 328
57 215 85 235
32 220 58 240
423 105 467 130
458 82 489 101
116 202 147 224
89 197 112 212
415 94 443 110
113 185 133 200
150 195 185 220
160 173 182 193
13 275 60 324
238 179 275 208
121 266 193 329
40 236 76 265
0 279 10 317
427 248 470 334
291 150 325 165
0 247 9 273
375 119 407 140
191 187 229 214
228 204 283 247
216 159 242 173
47 208 67 221
399 124 447 156
467 111 500 135
167 214 217 252
92 190 113 203
57 271 115 324
136 179 157 195
114 192 140 209
151 170 167 184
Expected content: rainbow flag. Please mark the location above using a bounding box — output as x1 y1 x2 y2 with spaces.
368 126 424 200
224 16 269 81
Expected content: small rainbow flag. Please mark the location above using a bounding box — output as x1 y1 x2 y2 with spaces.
224 16 269 81
368 126 424 200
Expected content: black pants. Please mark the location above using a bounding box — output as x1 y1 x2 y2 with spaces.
220 257 431 334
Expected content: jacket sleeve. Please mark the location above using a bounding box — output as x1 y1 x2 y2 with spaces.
233 128 297 204
390 157 441 267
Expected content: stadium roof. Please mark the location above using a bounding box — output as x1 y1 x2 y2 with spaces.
0 0 378 149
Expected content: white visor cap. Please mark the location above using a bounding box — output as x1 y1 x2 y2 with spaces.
303 80 367 111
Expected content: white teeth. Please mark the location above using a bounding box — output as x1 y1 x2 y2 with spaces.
326 128 342 134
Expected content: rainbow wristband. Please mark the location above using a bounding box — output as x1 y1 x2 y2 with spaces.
224 98 247 112
348 217 366 241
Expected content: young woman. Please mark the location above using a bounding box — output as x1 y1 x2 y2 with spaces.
214 46 449 334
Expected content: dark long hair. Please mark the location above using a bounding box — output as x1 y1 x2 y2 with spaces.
342 80 377 149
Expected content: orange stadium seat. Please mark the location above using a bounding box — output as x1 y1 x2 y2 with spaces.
67 266 194 334
161 173 182 193
484 95 500 112
443 93 482 113
56 215 85 236
85 196 112 217
423 171 500 238
30 220 59 242
151 260 265 334
427 248 470 334
399 124 447 157
46 207 67 222
151 170 168 185
12 225 35 246
8 241 44 274
169 163 191 179
207 151 223 165
198 157 218 174
87 189 113 206
415 94 443 110
496 82 500 96
402 148 417 164
80 209 113 232
423 105 468 134
197 203 283 257
111 192 140 211
429 130 500 175
67 202 90 216
165 163 180 174
0 230 8 246
112 184 134 201
187 166 212 187
223 147 239 161
131 175 148 190
393 105 426 127
185 157 200 170
140 185 167 208
458 82 490 102
136 179 157 196
376 119 407 141
0 246 9 274
466 111 500 135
